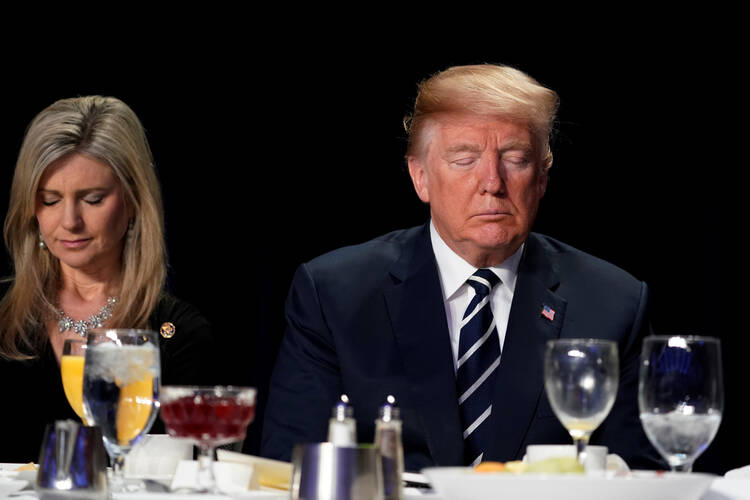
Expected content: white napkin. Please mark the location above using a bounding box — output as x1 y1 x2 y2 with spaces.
125 434 193 480
170 460 258 493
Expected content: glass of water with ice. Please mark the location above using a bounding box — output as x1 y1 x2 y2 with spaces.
638 336 723 472
83 328 160 491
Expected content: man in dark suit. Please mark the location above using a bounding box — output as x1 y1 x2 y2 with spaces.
261 64 661 471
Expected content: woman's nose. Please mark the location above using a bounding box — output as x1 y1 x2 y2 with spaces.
61 200 83 231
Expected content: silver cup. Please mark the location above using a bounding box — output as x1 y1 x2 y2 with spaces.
291 443 384 500
36 420 109 500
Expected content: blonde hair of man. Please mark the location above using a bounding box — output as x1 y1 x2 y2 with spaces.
404 64 559 172
0 96 166 359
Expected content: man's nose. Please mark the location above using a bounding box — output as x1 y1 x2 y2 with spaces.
478 156 505 195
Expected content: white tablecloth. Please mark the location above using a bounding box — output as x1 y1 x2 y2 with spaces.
4 478 750 499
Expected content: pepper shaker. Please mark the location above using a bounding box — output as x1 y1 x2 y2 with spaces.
375 395 403 500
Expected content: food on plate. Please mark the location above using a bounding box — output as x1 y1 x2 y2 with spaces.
215 449 293 490
474 460 527 473
474 461 507 472
14 463 37 471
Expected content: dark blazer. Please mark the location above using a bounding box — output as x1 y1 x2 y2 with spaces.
261 224 663 471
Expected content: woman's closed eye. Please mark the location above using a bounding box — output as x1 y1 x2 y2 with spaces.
84 195 104 205
40 198 60 207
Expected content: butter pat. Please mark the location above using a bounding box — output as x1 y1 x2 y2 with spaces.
216 449 292 490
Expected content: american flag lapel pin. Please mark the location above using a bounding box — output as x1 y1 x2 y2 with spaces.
541 304 555 322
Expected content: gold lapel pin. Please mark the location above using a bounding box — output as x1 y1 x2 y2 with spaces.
160 322 176 339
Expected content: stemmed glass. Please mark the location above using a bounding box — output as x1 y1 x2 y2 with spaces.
544 339 619 466
638 336 723 472
82 328 160 492
160 385 257 494
61 339 90 425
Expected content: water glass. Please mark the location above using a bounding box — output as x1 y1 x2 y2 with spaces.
638 336 723 472
544 338 619 465
83 328 160 492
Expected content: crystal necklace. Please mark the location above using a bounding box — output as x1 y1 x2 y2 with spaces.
56 296 118 337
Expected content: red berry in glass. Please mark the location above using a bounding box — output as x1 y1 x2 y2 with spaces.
160 386 256 493
161 394 255 445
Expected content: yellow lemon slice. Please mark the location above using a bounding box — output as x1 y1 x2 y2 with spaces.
116 376 154 444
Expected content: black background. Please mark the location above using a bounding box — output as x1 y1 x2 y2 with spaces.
2 31 745 474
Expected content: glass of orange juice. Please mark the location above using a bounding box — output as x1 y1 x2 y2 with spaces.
61 339 90 425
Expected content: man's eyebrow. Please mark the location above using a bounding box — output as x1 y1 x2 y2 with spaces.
445 143 483 154
445 140 534 154
499 140 533 153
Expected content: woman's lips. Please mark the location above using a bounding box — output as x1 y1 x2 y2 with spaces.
60 238 91 249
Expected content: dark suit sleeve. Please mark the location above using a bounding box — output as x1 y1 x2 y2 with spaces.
261 263 343 461
592 281 665 469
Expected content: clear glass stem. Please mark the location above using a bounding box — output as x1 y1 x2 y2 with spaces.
672 462 693 473
197 444 218 493
574 437 589 467
107 451 145 492
109 454 128 492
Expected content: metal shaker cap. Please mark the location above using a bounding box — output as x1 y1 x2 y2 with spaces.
332 394 354 420
378 394 400 422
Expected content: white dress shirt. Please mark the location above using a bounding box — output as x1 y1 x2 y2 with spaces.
429 222 524 372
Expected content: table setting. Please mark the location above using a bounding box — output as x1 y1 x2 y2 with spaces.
2 332 750 499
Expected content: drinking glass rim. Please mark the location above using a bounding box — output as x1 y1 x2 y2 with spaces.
87 328 158 336
161 384 258 393
160 385 257 404
643 335 720 344
546 338 617 346
86 328 159 342
162 384 256 391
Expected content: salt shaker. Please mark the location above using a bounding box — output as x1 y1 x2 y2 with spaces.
327 394 357 446
374 395 403 500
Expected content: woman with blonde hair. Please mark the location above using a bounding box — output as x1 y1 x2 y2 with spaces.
0 95 215 462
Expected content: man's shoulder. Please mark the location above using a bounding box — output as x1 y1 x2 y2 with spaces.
305 225 425 275
529 232 642 286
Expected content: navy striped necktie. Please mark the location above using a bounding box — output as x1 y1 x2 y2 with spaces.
456 268 502 466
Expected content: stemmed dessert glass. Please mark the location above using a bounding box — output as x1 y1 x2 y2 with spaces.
160 385 257 494
61 338 90 425
638 336 723 472
544 339 619 465
82 328 161 492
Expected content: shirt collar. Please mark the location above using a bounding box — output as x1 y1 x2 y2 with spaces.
430 221 524 300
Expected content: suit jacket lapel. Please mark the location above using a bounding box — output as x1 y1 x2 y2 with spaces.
383 224 464 466
484 233 568 461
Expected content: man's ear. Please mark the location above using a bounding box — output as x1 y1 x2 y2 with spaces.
407 156 430 203
538 169 549 198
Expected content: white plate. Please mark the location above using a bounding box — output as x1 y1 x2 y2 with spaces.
0 463 37 487
0 479 28 496
422 467 716 500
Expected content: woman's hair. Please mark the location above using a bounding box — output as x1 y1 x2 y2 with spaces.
404 64 560 172
0 96 166 359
